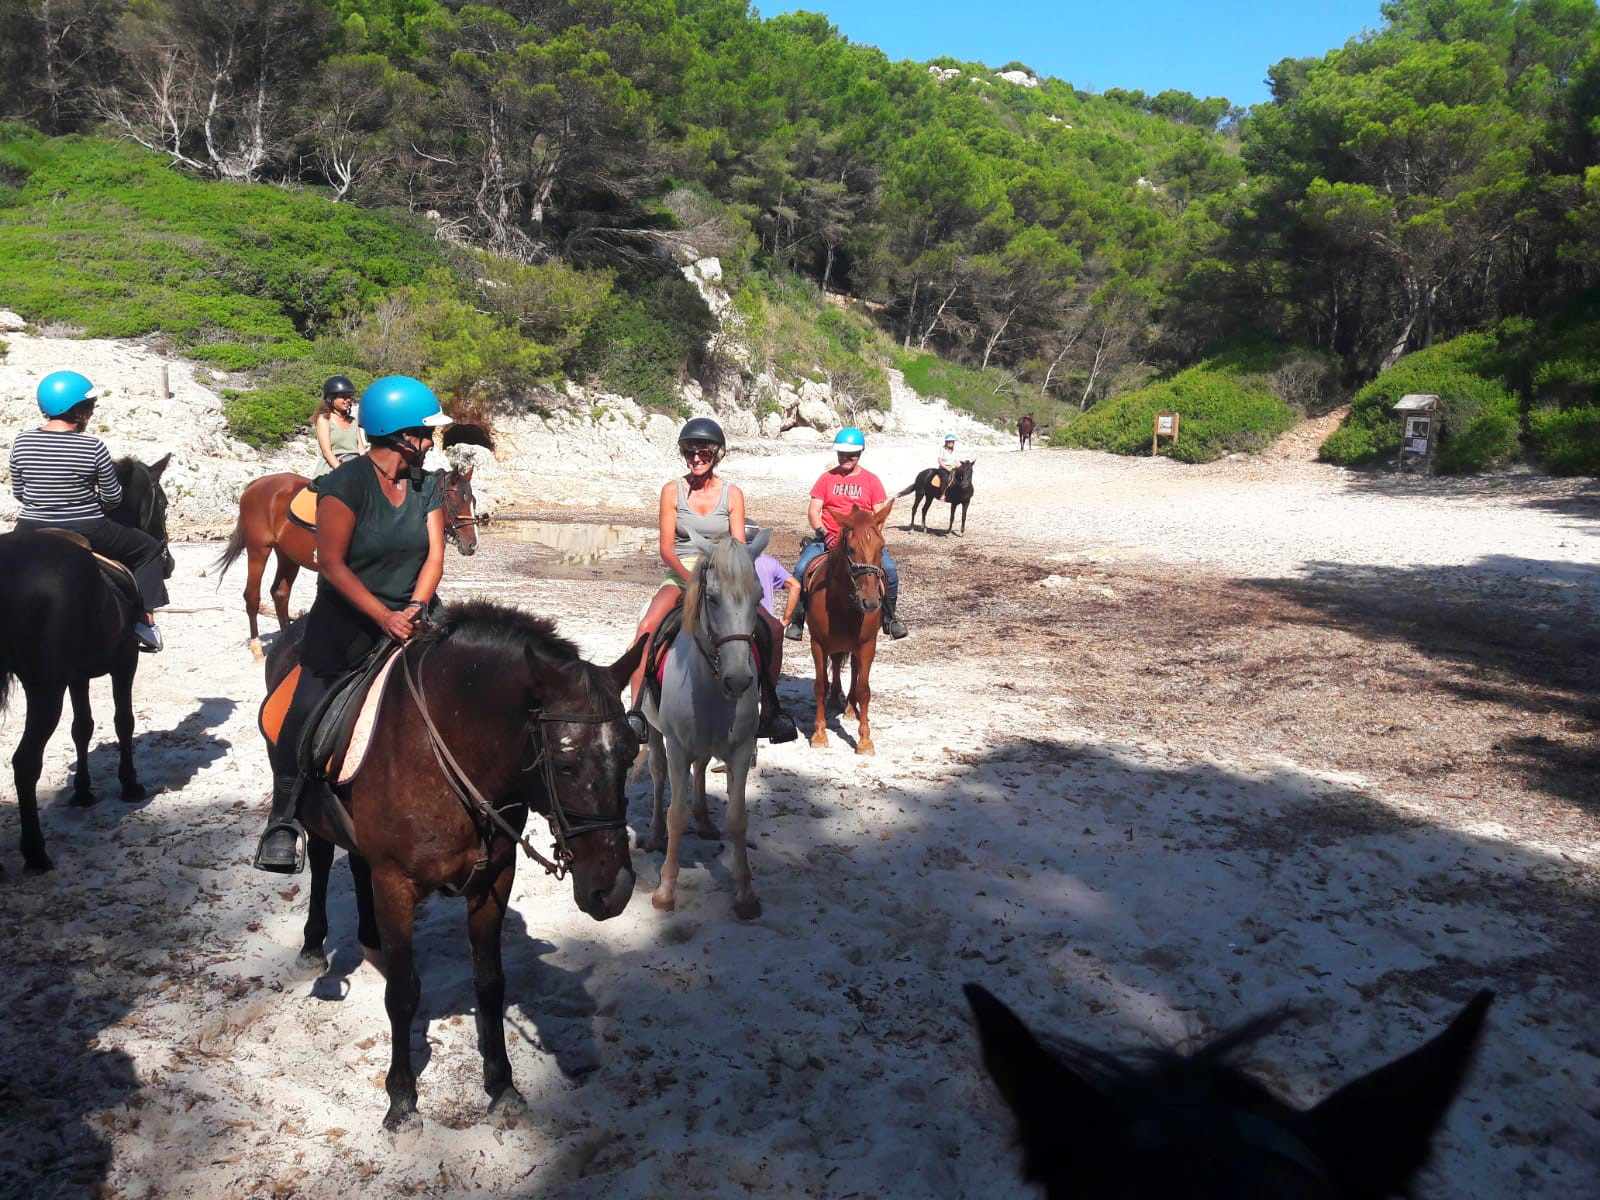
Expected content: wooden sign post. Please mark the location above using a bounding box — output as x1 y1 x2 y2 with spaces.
1152 411 1180 455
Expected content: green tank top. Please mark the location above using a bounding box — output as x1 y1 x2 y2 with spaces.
313 415 363 477
313 457 441 608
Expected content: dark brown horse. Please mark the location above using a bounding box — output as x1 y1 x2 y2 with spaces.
215 466 478 658
1017 412 1036 450
264 600 644 1132
966 982 1492 1200
897 459 975 535
0 457 173 871
803 503 893 755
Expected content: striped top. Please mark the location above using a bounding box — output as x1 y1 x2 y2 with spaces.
8 429 122 522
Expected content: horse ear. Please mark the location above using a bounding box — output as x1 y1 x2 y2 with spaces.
965 984 1109 1179
1300 990 1492 1197
605 633 649 694
875 496 895 527
149 453 172 478
686 530 715 559
746 528 771 558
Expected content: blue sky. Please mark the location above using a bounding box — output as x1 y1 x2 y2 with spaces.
764 1 1386 106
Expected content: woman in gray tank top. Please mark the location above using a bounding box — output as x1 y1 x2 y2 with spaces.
625 417 745 732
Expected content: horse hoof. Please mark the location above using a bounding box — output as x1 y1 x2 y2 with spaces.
488 1089 528 1129
810 732 828 748
857 740 875 756
651 890 676 912
643 834 667 854
694 822 721 840
120 782 146 803
734 896 762 921
296 948 329 974
22 852 54 873
384 1108 423 1141
844 705 858 721
249 639 265 662
69 789 97 808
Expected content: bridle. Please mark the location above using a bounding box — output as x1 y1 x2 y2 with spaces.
834 529 887 613
401 641 627 887
688 560 757 681
441 475 478 546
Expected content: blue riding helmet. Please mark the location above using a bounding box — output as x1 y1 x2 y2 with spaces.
358 376 453 437
833 426 866 451
37 370 99 417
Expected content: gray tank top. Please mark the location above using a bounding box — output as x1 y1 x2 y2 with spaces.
674 477 731 552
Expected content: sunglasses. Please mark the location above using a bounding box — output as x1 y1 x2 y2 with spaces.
683 446 717 462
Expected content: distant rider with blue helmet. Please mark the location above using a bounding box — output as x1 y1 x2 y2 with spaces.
933 433 960 496
254 375 452 872
785 427 908 641
10 370 169 651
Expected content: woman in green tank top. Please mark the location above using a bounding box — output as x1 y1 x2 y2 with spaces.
312 376 365 477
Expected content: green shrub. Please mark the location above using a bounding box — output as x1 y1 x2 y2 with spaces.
895 351 1023 426
574 275 716 412
1436 396 1522 473
1051 343 1298 462
1320 334 1507 466
1529 405 1600 475
465 250 614 363
222 384 321 449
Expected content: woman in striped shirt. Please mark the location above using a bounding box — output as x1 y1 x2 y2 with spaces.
9 370 167 651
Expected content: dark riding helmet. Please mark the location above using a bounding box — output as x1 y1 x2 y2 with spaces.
677 416 725 450
322 375 357 399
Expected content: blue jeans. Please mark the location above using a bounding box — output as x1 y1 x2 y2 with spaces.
794 539 898 609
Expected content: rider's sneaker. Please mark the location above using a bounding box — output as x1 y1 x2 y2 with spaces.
625 709 649 743
883 615 909 640
784 620 804 642
134 621 163 653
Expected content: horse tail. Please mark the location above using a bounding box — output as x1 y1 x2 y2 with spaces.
896 480 920 498
211 514 248 582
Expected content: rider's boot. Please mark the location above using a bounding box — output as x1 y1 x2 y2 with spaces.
881 597 909 640
785 607 805 642
757 679 799 743
253 775 307 873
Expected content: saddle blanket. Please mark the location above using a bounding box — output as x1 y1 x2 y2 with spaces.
286 484 319 531
259 652 401 785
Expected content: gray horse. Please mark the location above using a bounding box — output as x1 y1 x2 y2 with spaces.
641 529 769 919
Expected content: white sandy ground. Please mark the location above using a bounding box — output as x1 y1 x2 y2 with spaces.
2 334 1599 1198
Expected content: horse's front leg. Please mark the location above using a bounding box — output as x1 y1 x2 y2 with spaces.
67 678 96 806
110 651 143 801
13 679 65 871
854 643 876 756
645 728 668 852
349 852 382 963
469 861 527 1126
244 542 269 659
652 737 693 912
298 835 336 972
691 757 719 839
809 635 829 748
724 740 760 920
372 867 423 1133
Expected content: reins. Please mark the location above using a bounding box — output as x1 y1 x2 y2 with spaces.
400 640 626 893
831 529 887 613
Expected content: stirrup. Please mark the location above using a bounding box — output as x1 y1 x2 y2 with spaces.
761 711 799 744
253 820 306 874
625 708 649 743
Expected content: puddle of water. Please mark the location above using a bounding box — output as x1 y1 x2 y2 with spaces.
489 520 655 574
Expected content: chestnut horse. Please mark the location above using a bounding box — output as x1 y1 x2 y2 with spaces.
214 467 478 658
265 601 644 1131
803 502 893 755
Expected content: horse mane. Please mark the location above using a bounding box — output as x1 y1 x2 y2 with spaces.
423 599 581 663
682 538 757 637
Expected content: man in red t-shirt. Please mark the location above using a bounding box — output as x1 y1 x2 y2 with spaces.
786 426 907 640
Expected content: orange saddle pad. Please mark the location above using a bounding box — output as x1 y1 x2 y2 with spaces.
287 485 319 531
259 654 402 785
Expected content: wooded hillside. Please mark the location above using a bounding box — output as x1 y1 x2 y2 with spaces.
3 0 1599 465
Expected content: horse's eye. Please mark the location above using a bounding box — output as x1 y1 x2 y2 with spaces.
556 761 577 777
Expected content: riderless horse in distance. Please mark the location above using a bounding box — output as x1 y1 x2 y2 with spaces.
261 601 643 1132
802 503 893 754
214 465 478 659
639 530 770 919
897 459 975 536
966 982 1493 1200
0 456 173 871
1017 412 1036 450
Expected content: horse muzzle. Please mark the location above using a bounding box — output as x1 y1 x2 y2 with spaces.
576 865 635 921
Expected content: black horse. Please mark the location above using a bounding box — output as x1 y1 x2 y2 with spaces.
966 982 1492 1200
897 459 975 535
0 456 173 871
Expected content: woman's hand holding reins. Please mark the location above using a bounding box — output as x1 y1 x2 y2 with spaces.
381 607 420 643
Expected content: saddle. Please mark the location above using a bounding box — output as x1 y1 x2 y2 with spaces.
286 482 319 532
35 528 144 611
258 641 403 785
644 596 769 702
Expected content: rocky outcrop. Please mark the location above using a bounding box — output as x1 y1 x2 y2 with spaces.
928 66 961 82
0 310 26 333
995 70 1038 88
